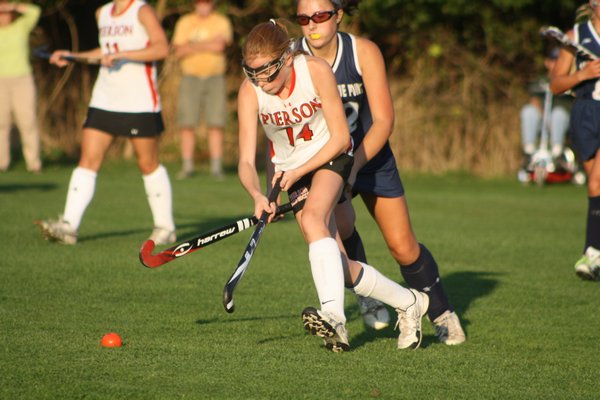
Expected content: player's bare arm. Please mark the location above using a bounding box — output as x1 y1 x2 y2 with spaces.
352 37 394 173
550 29 600 94
49 48 103 67
237 80 274 219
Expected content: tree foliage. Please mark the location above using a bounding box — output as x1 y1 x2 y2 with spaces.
30 0 588 174
34 0 585 83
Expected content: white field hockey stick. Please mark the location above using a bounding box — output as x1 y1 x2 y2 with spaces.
223 176 283 313
139 202 293 268
33 47 101 65
540 26 599 60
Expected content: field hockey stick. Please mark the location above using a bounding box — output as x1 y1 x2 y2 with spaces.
540 26 599 60
33 47 102 65
223 176 283 313
138 202 293 268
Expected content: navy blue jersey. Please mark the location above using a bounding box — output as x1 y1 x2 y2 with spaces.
299 33 404 197
301 32 395 174
574 21 600 100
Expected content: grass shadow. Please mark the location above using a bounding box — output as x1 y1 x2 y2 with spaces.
0 182 57 193
79 227 151 243
441 270 500 327
195 314 296 326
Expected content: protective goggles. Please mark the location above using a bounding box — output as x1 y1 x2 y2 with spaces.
295 10 337 26
242 54 286 85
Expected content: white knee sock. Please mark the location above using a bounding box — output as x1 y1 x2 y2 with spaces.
63 167 97 230
353 262 416 310
308 237 346 322
143 164 175 231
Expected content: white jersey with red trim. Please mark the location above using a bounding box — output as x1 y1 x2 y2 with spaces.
89 0 161 113
253 55 330 172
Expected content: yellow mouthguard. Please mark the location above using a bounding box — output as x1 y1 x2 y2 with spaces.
310 33 321 40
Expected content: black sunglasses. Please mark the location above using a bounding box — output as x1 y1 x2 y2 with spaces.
295 10 337 26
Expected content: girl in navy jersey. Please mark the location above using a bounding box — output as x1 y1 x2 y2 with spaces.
37 0 176 246
238 19 429 352
295 0 466 344
550 1 600 281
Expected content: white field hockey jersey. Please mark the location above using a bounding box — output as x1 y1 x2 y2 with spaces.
89 0 161 113
253 55 330 172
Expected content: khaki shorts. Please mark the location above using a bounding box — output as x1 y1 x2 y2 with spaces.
177 74 227 128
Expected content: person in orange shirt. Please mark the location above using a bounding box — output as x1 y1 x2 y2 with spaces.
172 0 232 180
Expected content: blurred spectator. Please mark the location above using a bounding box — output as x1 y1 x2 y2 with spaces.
0 1 42 173
518 47 573 180
172 0 232 180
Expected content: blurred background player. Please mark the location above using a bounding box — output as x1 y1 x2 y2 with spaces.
518 47 573 182
0 1 42 173
172 0 232 180
550 1 600 281
37 0 176 246
295 0 466 344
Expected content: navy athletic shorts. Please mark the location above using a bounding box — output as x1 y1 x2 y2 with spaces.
288 153 353 214
83 108 164 137
570 99 600 161
352 154 405 198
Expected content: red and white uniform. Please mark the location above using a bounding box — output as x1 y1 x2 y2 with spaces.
252 55 330 172
89 0 160 113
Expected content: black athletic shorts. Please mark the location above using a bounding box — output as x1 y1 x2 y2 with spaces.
83 107 164 137
288 153 353 214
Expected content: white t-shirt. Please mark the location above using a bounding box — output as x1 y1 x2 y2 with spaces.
252 55 330 172
89 0 161 113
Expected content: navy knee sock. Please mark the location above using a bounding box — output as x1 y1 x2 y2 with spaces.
400 244 452 321
342 227 368 264
585 196 600 251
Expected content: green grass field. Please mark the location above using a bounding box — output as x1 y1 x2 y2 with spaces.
1 161 599 399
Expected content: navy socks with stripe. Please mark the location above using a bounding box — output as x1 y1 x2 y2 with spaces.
400 244 452 321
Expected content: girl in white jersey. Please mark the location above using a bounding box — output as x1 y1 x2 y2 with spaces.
36 0 176 246
238 19 428 352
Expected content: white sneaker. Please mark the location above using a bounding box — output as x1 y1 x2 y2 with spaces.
396 289 429 350
149 227 177 246
432 310 466 345
36 217 77 245
301 307 350 352
356 295 390 330
574 246 600 281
